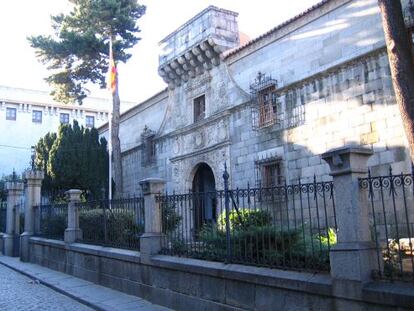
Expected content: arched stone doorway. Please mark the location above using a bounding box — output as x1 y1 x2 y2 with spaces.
192 163 216 234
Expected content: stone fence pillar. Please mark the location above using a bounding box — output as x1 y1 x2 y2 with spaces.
64 189 83 243
139 178 166 264
322 146 377 286
20 170 44 262
4 180 24 257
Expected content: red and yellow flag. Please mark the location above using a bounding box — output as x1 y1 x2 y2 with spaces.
108 40 117 94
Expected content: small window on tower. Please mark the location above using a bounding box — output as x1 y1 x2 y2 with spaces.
194 95 205 122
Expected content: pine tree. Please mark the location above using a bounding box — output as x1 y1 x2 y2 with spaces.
28 0 146 196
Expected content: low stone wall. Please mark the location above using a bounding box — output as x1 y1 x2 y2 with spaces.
29 237 414 311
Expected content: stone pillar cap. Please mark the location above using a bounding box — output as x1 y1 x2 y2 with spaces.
321 146 373 159
65 189 83 195
5 181 24 191
24 170 45 180
139 178 166 195
139 178 166 185
322 145 373 176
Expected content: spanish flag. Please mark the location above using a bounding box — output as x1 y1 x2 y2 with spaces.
108 39 117 94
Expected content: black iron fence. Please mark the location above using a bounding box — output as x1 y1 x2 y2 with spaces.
158 169 337 272
359 167 414 282
77 197 144 250
36 203 68 240
0 202 6 233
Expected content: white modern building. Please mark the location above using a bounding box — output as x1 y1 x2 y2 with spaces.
0 85 134 176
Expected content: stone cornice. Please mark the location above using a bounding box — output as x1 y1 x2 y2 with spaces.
164 110 231 139
169 140 231 163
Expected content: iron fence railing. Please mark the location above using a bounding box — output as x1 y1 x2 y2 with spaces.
359 167 414 283
77 197 144 250
0 202 6 233
158 174 337 272
36 203 68 240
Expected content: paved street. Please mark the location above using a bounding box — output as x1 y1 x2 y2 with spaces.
0 257 171 311
0 263 91 311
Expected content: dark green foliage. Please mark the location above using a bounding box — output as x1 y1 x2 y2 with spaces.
28 0 146 104
40 214 67 240
35 121 108 201
35 132 57 196
79 208 143 249
161 203 182 234
167 209 336 270
217 208 272 231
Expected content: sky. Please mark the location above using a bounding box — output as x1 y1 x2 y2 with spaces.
0 0 321 104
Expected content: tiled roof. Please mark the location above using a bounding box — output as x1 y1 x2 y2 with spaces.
224 0 332 59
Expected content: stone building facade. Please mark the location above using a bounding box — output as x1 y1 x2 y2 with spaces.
99 0 412 196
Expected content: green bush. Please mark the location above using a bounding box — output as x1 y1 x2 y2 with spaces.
40 213 67 239
317 228 337 247
79 208 143 249
217 208 271 231
192 214 334 269
161 202 182 233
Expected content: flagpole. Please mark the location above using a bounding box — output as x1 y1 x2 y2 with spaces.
108 37 113 202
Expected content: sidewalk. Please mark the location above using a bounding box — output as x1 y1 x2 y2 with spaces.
0 255 171 311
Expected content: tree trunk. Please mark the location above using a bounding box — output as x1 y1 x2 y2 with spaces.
111 78 123 197
379 0 414 163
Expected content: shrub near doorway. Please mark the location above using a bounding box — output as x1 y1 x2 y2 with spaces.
197 208 337 270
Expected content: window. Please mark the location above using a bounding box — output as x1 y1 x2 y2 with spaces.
6 107 16 120
255 159 284 188
60 113 69 124
85 116 94 128
32 110 42 123
257 86 277 128
142 136 156 166
262 162 283 187
250 73 279 130
194 95 205 122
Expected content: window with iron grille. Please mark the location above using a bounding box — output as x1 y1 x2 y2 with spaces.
257 161 284 188
85 115 94 128
6 107 16 120
142 135 156 166
60 113 69 124
250 72 305 130
258 86 278 128
194 95 205 122
285 90 305 129
255 158 285 203
32 110 42 123
250 72 280 130
141 126 156 167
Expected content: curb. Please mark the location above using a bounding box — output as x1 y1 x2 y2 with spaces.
0 259 103 311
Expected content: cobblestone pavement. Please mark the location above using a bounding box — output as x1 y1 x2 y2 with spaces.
0 263 92 311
